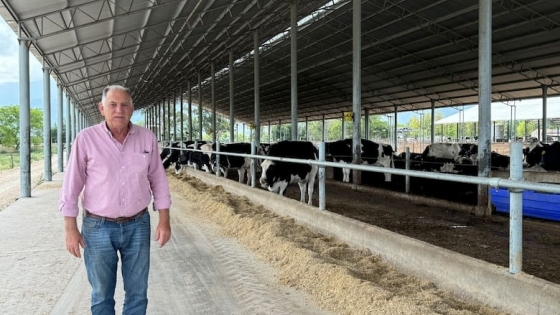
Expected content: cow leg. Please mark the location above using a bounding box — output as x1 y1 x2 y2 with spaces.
277 182 289 196
343 167 350 182
297 181 307 203
306 165 319 205
245 168 252 185
238 169 245 183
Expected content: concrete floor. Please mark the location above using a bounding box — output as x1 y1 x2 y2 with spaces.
0 173 330 315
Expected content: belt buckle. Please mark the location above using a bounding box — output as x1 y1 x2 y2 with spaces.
115 216 130 223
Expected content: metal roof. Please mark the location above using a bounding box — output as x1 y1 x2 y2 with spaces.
2 0 560 125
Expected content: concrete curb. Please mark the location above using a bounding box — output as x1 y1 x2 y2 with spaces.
185 169 560 315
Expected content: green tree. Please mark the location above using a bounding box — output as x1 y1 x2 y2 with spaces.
0 105 44 149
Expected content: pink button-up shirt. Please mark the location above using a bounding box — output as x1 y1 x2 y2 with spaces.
59 122 171 218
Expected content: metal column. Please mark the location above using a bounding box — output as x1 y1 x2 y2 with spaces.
352 0 362 185
43 67 52 181
57 84 64 172
290 0 298 141
180 87 184 142
198 72 203 140
542 85 548 142
211 62 216 143
66 94 71 162
477 0 492 214
188 80 193 141
509 142 523 274
229 51 235 143
18 35 31 197
431 100 435 144
254 31 261 146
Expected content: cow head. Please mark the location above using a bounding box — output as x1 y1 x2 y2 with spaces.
523 142 545 167
211 158 228 177
259 160 288 194
259 160 274 188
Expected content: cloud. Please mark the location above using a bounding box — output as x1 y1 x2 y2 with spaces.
0 19 47 85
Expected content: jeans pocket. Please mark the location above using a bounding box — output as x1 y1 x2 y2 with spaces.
137 211 151 225
82 216 102 230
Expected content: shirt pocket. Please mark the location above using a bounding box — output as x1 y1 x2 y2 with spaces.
129 153 150 173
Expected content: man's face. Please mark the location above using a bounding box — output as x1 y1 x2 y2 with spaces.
98 88 134 131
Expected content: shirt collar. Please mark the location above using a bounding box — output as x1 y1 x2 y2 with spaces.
102 121 136 136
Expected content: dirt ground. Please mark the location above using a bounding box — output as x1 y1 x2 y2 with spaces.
277 174 560 286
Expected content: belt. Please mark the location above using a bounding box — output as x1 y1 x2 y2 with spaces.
84 208 148 223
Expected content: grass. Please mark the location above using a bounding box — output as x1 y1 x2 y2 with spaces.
0 146 56 172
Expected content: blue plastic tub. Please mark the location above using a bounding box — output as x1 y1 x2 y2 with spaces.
489 188 560 221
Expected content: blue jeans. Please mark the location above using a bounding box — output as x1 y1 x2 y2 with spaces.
82 211 151 315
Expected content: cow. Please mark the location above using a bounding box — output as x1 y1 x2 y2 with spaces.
406 143 474 174
490 151 510 171
173 141 195 174
523 141 560 171
458 143 478 164
173 141 210 173
161 141 181 169
210 142 253 184
259 141 318 205
325 138 394 182
422 143 463 161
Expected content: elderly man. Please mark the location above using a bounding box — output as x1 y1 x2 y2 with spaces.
59 85 171 314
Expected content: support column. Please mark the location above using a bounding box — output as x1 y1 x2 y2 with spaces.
477 0 492 215
19 35 31 197
431 100 435 144
254 31 261 146
290 0 298 140
57 84 64 172
188 80 193 141
364 108 369 140
211 62 216 143
43 67 52 181
180 87 184 142
352 0 362 185
542 85 548 143
198 71 203 140
66 94 71 162
229 51 235 143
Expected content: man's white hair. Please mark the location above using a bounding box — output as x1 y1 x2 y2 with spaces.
101 85 132 105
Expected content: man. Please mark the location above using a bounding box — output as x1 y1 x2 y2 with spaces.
59 85 172 314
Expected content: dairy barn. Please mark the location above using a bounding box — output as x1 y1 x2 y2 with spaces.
2 0 560 314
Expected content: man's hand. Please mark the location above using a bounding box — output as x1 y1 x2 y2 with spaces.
155 209 171 247
64 216 85 258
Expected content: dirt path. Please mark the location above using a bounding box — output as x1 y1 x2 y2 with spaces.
0 156 59 211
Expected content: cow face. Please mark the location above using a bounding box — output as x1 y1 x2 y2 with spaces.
259 160 275 188
259 159 289 194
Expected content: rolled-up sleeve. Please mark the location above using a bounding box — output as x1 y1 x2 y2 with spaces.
148 136 172 210
59 135 87 217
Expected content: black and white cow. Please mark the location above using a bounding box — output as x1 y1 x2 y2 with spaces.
173 141 210 173
259 141 318 205
459 143 478 164
523 141 560 171
161 141 181 169
211 142 253 184
490 151 510 170
325 138 394 182
199 142 272 184
417 143 470 173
